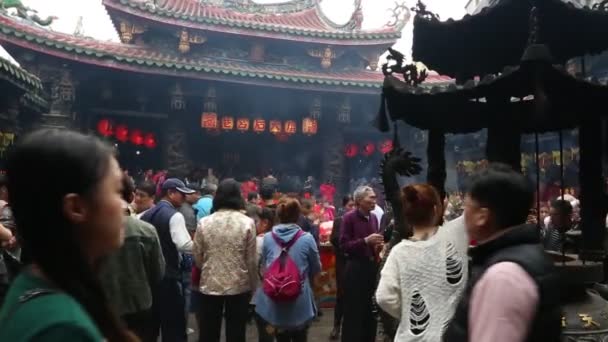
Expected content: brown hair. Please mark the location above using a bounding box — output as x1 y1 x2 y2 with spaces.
401 184 442 227
277 197 301 224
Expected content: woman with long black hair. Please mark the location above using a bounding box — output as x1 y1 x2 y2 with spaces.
0 129 137 341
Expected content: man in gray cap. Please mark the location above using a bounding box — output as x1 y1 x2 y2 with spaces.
141 178 195 342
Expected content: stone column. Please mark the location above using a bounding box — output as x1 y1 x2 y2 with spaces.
321 127 346 203
39 69 76 129
165 83 190 179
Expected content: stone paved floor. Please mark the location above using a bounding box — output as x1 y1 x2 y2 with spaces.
187 308 337 342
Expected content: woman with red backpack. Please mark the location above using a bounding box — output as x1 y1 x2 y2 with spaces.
253 197 321 342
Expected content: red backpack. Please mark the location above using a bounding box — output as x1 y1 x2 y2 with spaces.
262 230 305 302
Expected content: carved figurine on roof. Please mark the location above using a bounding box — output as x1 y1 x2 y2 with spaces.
0 0 57 26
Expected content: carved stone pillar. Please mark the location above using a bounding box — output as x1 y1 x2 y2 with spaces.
39 69 76 129
164 84 190 178
322 127 346 203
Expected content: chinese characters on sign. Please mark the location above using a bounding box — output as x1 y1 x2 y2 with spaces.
201 116 318 135
221 116 234 130
284 120 297 135
201 112 218 129
302 118 318 135
269 120 282 134
253 119 266 133
236 118 250 132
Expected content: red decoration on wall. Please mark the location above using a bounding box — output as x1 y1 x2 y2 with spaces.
144 133 157 149
379 140 394 154
269 120 282 134
344 144 358 158
362 142 375 156
253 119 266 133
302 118 318 135
221 116 234 130
284 120 297 135
201 112 218 129
130 129 144 146
97 119 113 137
115 124 129 142
236 118 250 132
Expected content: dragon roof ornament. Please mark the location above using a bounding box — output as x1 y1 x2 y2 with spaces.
385 0 411 30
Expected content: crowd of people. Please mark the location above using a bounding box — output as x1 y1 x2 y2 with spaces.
0 129 565 342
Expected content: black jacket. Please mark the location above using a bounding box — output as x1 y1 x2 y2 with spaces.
444 224 561 342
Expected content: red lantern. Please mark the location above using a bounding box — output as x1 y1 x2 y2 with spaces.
269 120 282 134
284 120 297 135
97 119 113 137
115 124 129 142
379 139 394 154
201 112 218 129
253 119 266 133
221 116 234 130
130 129 144 146
362 142 375 156
144 133 157 149
236 118 250 132
345 144 358 158
302 118 318 135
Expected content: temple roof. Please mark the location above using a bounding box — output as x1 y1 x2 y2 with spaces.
0 43 47 111
103 0 407 45
0 14 450 94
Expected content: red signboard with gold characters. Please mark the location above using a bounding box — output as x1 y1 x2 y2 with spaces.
236 118 250 132
284 120 297 135
221 116 234 130
302 118 318 135
253 119 266 133
269 120 282 134
201 112 218 129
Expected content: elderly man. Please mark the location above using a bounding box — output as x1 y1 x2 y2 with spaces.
339 186 384 342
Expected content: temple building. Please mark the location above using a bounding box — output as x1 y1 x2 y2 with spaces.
0 0 450 190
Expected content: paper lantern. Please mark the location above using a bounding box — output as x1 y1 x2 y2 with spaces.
269 120 282 134
344 144 358 158
302 118 318 135
144 133 157 149
221 116 234 130
379 140 394 154
96 119 113 137
362 142 375 156
253 119 266 133
236 118 250 132
284 120 297 135
201 112 218 129
115 124 129 142
130 129 144 146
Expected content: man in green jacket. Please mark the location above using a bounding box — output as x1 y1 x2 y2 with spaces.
99 174 165 342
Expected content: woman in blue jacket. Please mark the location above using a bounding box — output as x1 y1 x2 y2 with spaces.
254 197 321 342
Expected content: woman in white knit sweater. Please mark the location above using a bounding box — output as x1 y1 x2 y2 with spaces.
376 184 468 341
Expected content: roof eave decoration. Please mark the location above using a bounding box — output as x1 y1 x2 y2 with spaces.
412 0 608 81
102 0 402 45
0 54 43 94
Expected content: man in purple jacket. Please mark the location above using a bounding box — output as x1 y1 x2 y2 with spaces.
339 186 384 342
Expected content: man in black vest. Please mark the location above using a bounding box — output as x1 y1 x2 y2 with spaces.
444 163 561 342
141 178 195 342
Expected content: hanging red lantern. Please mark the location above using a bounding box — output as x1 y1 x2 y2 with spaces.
362 142 375 156
221 116 234 130
302 118 318 135
379 139 394 154
284 120 297 135
130 129 144 146
115 124 129 142
201 112 218 130
96 119 113 137
344 144 358 158
143 133 157 149
269 120 282 134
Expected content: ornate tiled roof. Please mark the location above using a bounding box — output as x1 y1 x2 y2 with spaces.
0 14 451 94
0 46 43 93
103 0 407 45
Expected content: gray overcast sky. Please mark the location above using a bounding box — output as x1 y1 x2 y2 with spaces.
22 0 468 57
